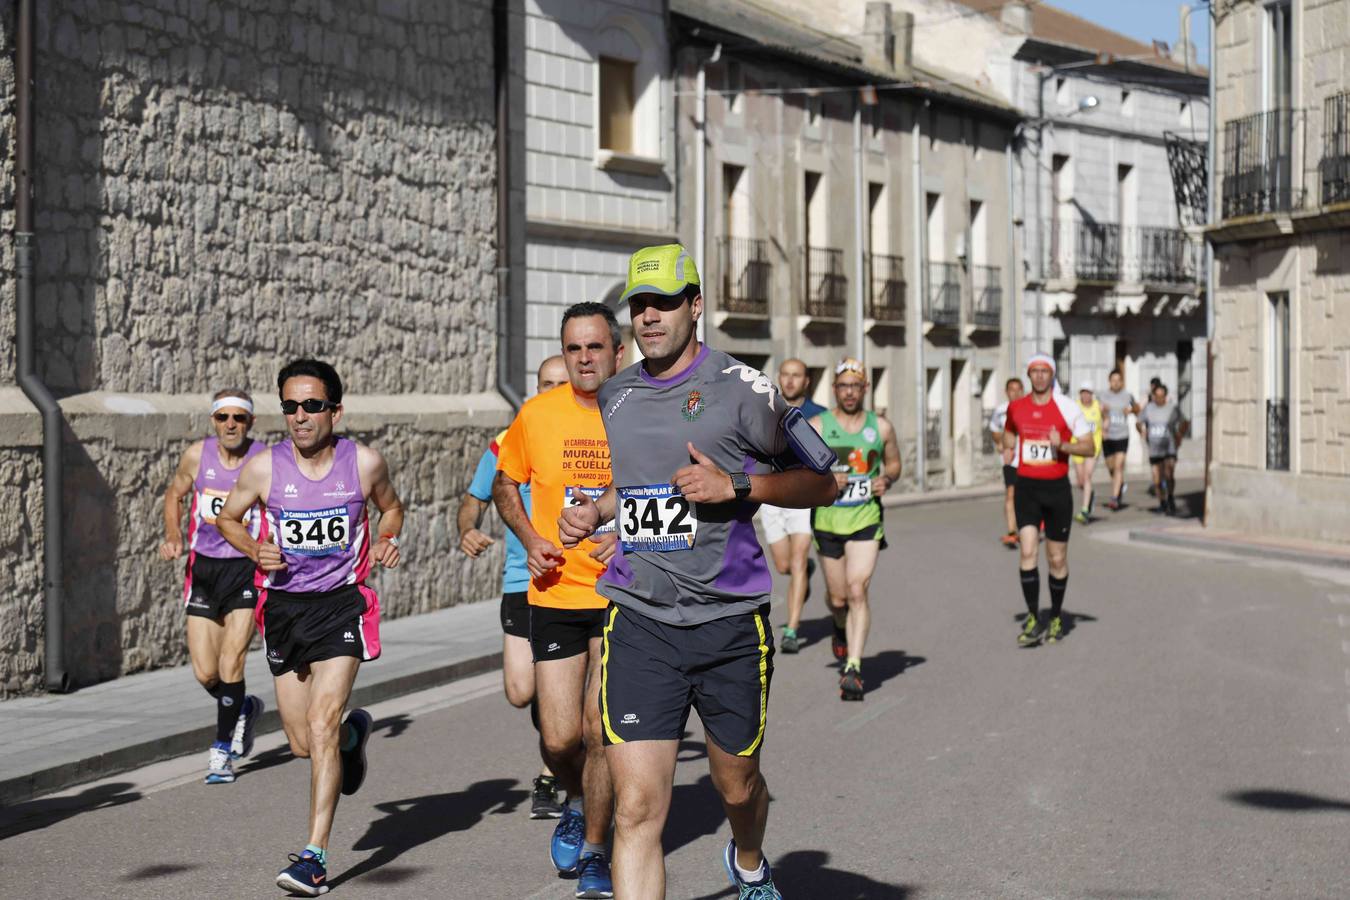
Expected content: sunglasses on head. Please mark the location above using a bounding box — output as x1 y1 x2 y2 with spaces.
213 412 251 424
280 398 338 415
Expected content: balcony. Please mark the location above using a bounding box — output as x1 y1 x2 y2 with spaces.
970 265 1001 330
925 410 942 460
1222 109 1304 218
1043 218 1200 292
1266 399 1289 472
1322 92 1350 206
1135 226 1201 284
925 261 960 330
802 247 847 321
866 253 905 328
1044 218 1120 283
716 237 771 324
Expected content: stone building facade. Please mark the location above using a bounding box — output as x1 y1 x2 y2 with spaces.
1207 0 1350 542
0 0 510 694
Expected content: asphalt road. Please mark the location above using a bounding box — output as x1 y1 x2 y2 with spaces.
5 487 1350 899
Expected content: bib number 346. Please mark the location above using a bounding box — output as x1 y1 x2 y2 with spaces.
618 485 697 552
278 507 349 556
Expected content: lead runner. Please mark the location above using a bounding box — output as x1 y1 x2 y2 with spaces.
559 244 836 899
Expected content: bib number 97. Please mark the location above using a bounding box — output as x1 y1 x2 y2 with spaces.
278 508 349 556
1022 441 1054 465
618 485 697 552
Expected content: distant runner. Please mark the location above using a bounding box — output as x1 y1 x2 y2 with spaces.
989 377 1025 548
1138 382 1187 516
1098 369 1138 510
1071 381 1103 524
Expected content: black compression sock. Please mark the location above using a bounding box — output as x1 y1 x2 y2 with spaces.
203 680 222 699
1019 568 1039 618
1048 573 1068 618
216 680 245 744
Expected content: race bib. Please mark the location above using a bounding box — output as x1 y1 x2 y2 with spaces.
568 486 615 536
617 485 697 552
835 475 873 507
1148 423 1169 439
198 488 250 526
1108 410 1126 427
1022 440 1055 465
278 506 349 557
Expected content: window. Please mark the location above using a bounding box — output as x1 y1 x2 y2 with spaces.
805 93 822 128
1266 1 1292 112
1177 340 1194 424
1178 99 1191 126
804 170 825 248
723 164 748 238
726 60 744 115
1055 76 1069 106
1121 88 1134 117
872 367 889 417
868 101 882 140
598 56 635 153
1266 292 1291 471
1052 337 1071 393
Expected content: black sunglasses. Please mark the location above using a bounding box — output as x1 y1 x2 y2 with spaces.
280 398 338 415
213 413 251 424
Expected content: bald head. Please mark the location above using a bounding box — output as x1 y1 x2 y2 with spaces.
777 358 809 404
537 355 567 394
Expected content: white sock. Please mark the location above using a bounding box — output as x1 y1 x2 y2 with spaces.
734 856 766 883
566 794 584 813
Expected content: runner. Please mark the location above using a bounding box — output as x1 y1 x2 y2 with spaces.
1071 381 1103 525
1001 354 1095 647
989 377 1025 548
158 389 267 785
458 354 569 819
1138 382 1187 516
1098 369 1139 510
809 359 902 700
494 304 621 898
558 243 837 900
215 359 404 897
760 358 825 654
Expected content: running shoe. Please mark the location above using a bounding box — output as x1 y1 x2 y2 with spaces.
780 628 800 654
722 839 783 900
1018 614 1045 648
276 850 328 896
340 708 373 796
1000 532 1018 548
1165 496 1178 516
204 740 235 784
839 664 864 701
1045 616 1064 644
1073 511 1089 525
830 623 848 661
550 806 586 874
575 852 614 898
531 774 563 819
231 694 264 760
1104 497 1120 511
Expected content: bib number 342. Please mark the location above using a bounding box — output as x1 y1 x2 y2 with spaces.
278 507 349 556
618 485 697 552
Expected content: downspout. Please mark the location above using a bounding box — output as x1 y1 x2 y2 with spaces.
694 44 720 345
1034 71 1046 352
1203 6 1217 525
911 106 926 490
494 0 522 409
1005 134 1018 371
15 0 69 692
852 98 866 365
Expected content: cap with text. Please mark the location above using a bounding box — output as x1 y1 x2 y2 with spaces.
620 244 701 303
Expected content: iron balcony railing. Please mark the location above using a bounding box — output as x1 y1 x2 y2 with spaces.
1044 219 1199 285
925 261 960 327
867 253 905 322
1266 399 1290 472
1322 91 1350 205
1045 218 1120 282
1135 226 1200 284
1222 108 1303 218
971 265 1001 329
925 411 942 459
804 247 847 319
981 414 998 455
719 237 771 315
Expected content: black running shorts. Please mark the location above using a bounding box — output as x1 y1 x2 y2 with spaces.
529 605 605 661
1102 437 1129 457
600 603 773 756
1014 476 1074 542
184 554 258 619
500 591 529 639
1149 453 1177 465
1002 464 1017 488
813 524 887 559
261 584 381 677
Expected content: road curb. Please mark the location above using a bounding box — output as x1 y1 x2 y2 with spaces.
882 484 1004 509
1128 527 1350 570
0 650 502 808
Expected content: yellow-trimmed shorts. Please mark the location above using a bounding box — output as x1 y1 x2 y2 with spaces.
600 602 773 757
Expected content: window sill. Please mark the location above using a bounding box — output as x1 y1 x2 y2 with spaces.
594 149 666 177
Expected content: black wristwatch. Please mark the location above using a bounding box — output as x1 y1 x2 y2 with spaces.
729 471 752 501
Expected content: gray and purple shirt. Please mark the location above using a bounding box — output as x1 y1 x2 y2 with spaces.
188 436 265 560
261 438 370 594
596 346 793 626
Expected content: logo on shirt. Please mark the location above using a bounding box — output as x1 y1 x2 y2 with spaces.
284 483 299 497
863 427 878 444
682 389 705 422
606 387 634 420
722 364 777 411
205 468 217 478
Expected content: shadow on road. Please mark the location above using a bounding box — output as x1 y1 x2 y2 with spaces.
857 650 925 690
1225 788 1350 812
0 781 142 840
685 849 915 899
120 862 202 881
664 772 730 857
330 778 527 889
372 712 413 740
1013 609 1099 638
795 613 838 649
235 743 297 777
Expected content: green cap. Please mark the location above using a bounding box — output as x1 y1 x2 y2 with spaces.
620 244 701 303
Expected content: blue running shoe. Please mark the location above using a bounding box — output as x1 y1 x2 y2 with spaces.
231 694 264 760
722 839 782 900
550 806 585 874
276 850 328 896
340 708 372 796
204 741 235 784
575 852 614 898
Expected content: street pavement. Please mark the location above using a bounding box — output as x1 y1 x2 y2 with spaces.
4 485 1350 898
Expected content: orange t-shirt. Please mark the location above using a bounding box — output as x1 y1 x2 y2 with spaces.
496 382 611 610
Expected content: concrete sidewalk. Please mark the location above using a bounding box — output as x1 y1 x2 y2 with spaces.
1130 521 1350 570
0 598 503 807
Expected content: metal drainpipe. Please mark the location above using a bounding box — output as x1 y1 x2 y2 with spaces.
852 99 865 365
1202 6 1217 525
494 0 522 410
1005 135 1018 372
911 107 926 490
15 0 69 692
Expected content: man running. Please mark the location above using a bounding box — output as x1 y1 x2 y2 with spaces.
1071 381 1103 524
1138 382 1187 516
989 377 1025 548
159 389 267 784
458 354 569 819
559 244 836 899
216 359 404 896
1098 369 1138 510
1001 354 1095 647
494 304 621 898
760 358 825 653
808 359 902 700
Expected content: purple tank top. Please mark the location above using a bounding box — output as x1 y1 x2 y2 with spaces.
262 438 369 594
189 437 265 559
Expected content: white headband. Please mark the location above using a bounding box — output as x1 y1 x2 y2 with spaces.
1026 353 1056 376
211 396 254 416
